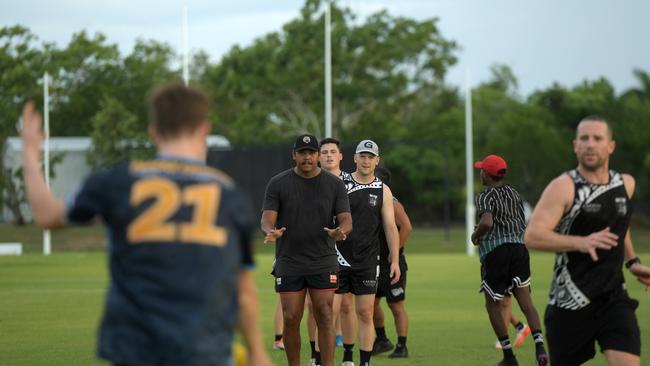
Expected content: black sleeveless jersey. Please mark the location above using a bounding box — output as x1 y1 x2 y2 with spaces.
549 169 632 310
66 156 255 365
337 175 383 268
378 197 407 268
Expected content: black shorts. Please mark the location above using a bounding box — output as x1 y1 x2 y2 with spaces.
544 287 640 365
479 243 531 301
336 265 378 295
275 272 339 293
376 264 407 303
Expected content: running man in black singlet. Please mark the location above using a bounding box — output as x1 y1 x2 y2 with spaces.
262 134 352 366
336 140 401 366
526 116 650 366
20 84 272 366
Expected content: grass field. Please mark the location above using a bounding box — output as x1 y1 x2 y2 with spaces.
1 250 649 365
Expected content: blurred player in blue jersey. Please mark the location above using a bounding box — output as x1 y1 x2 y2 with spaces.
20 83 272 366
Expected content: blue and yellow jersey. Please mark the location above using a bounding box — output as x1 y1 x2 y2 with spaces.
66 155 255 366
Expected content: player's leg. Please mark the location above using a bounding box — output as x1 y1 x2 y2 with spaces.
372 266 393 355
386 265 407 358
273 295 285 350
306 292 320 365
387 300 408 358
371 298 393 355
510 245 547 365
335 311 344 347
309 287 336 366
504 295 530 348
279 290 307 366
336 270 356 365
355 294 376 366
480 246 517 365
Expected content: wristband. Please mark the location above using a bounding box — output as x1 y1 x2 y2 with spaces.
625 257 641 269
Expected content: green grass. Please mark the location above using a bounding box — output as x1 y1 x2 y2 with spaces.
0 251 648 365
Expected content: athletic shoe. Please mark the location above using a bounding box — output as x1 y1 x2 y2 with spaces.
310 358 317 366
495 339 502 349
535 350 549 366
341 362 354 366
372 338 393 355
335 334 344 347
272 338 285 350
494 357 518 366
513 324 531 348
388 346 408 358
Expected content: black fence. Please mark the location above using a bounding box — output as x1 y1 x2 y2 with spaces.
207 141 455 227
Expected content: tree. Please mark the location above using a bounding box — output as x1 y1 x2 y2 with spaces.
86 96 149 169
203 0 458 144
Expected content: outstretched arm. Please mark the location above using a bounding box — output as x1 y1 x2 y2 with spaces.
20 102 66 229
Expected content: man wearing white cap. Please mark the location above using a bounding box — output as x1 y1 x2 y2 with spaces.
335 140 401 366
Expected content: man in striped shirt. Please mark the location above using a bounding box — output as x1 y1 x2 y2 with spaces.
471 154 548 366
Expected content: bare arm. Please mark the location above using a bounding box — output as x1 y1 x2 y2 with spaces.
21 102 66 229
620 175 650 287
238 270 273 366
261 210 285 244
524 175 618 261
382 184 401 283
471 212 493 245
393 200 412 248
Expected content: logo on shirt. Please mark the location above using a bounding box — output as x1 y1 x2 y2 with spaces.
583 203 601 213
615 197 627 216
368 194 378 207
329 274 338 284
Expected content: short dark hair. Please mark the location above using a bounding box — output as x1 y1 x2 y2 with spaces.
319 137 341 149
375 165 391 185
148 83 210 138
577 115 613 139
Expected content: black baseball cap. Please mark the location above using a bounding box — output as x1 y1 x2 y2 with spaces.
293 134 319 151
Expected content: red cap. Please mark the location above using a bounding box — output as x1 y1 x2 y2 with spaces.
474 154 507 177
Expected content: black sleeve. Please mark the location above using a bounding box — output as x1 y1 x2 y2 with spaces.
262 175 281 212
65 169 109 224
334 179 351 215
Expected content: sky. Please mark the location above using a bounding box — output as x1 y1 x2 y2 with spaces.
2 0 650 96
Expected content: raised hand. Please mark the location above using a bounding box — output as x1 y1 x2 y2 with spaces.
263 227 286 244
323 226 346 241
21 101 44 158
578 227 619 261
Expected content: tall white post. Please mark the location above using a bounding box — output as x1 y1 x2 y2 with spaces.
182 5 190 86
43 72 51 256
465 69 475 256
324 1 332 138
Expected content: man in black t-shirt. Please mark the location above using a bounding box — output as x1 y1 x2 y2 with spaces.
526 116 650 366
20 84 272 366
336 140 401 366
262 134 352 366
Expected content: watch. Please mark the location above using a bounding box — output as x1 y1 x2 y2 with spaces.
625 257 641 269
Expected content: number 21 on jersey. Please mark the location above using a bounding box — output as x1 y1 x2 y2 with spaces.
127 177 227 246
